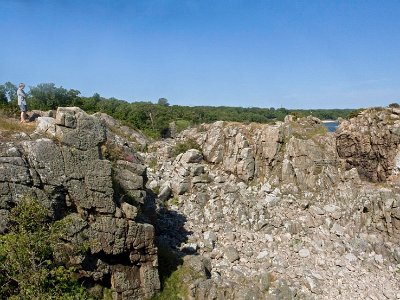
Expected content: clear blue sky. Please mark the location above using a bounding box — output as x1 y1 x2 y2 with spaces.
1 0 399 109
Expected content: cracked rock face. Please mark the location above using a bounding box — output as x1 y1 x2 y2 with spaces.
166 117 344 195
336 107 400 182
0 107 159 299
145 112 400 299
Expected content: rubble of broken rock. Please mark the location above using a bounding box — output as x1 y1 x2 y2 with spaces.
1 106 400 299
145 108 400 299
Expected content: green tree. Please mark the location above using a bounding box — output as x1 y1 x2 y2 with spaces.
81 93 101 112
66 89 82 107
157 98 170 106
0 85 8 106
29 83 81 110
2 82 17 102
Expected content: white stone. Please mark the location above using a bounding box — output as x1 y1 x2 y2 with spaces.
395 149 400 171
324 204 340 213
148 180 158 190
204 231 218 242
264 234 274 242
299 248 310 258
345 253 358 262
311 206 325 215
374 254 384 264
260 182 273 193
256 250 269 260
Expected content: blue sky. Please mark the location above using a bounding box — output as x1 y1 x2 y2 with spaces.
1 0 399 108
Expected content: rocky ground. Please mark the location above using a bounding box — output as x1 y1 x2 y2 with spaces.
144 108 400 299
1 107 400 299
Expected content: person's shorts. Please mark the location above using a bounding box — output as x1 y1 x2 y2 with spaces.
19 104 28 112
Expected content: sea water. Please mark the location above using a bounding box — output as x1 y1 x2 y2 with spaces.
323 121 339 132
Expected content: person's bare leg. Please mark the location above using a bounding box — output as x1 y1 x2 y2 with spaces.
20 111 25 123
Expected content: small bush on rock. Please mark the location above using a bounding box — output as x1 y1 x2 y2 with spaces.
346 109 363 119
173 139 201 157
0 196 91 299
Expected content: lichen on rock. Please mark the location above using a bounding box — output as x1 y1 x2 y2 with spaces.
0 107 160 299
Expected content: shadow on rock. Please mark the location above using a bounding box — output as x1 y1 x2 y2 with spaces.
145 189 194 288
28 112 41 122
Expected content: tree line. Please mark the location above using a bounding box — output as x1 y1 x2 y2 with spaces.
1 82 356 138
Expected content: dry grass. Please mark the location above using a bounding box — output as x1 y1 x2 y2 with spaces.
290 121 328 140
0 111 36 135
0 117 22 132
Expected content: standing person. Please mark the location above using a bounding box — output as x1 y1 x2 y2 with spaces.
17 83 28 123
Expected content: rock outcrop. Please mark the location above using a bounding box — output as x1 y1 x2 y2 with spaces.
145 109 400 299
336 107 400 182
2 106 400 299
0 107 159 299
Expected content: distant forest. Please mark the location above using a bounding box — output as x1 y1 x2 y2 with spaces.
1 82 358 138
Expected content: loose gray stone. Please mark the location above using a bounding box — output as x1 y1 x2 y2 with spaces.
224 246 240 262
331 223 345 236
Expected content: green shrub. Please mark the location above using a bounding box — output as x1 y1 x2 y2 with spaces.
148 158 158 170
174 119 192 133
0 102 19 116
167 197 179 207
0 196 91 299
152 265 193 300
152 249 206 300
173 139 201 157
152 246 190 300
346 109 363 119
156 246 182 289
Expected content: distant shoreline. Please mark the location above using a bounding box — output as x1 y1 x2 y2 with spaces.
321 120 338 123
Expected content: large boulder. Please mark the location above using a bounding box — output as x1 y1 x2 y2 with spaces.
0 107 160 299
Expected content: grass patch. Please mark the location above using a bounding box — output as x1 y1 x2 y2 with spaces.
290 123 327 140
101 141 139 164
148 157 158 170
152 247 205 300
152 186 160 196
0 117 21 132
152 265 197 300
166 197 179 208
172 139 201 157
156 246 183 290
101 142 125 162
346 109 363 119
0 111 36 136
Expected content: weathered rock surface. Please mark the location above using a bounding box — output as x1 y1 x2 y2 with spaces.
3 106 400 299
145 109 400 300
0 107 159 299
337 107 400 182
